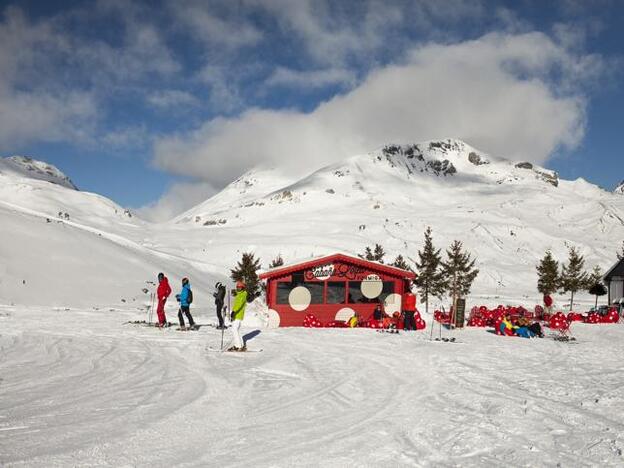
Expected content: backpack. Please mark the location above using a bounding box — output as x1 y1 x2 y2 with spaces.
187 289 193 304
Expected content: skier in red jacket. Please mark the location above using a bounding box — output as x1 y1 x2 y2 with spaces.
156 272 172 327
402 281 417 331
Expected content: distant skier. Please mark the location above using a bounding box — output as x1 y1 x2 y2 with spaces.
228 281 247 351
156 272 171 327
402 282 416 331
213 282 227 329
176 277 196 330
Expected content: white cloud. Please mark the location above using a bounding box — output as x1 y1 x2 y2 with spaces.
0 7 97 149
168 0 262 49
136 181 218 222
146 90 199 110
265 67 356 89
153 31 593 187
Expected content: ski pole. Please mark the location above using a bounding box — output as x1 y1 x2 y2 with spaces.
221 305 226 350
429 307 434 341
149 292 155 324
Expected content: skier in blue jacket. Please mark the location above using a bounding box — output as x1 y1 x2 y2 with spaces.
176 277 196 330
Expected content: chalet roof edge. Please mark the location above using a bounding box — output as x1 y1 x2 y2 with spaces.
259 252 416 280
604 257 624 280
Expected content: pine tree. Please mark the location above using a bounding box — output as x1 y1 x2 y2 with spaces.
359 244 385 263
269 254 284 268
414 227 445 315
587 265 607 309
559 246 588 311
440 240 479 304
359 246 374 261
230 252 262 300
373 243 385 263
536 250 560 296
392 255 412 271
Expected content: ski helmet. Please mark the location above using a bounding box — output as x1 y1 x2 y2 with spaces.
158 272 164 281
182 277 189 285
215 282 222 289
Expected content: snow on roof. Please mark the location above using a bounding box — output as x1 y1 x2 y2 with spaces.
259 252 416 280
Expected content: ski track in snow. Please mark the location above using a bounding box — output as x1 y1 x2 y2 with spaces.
1 307 624 467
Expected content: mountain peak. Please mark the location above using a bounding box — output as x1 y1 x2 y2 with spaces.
0 156 77 190
615 180 624 195
372 138 559 187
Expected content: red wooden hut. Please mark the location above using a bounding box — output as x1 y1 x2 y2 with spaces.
259 253 416 327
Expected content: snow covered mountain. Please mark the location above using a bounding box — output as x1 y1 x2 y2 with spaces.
0 157 219 308
0 155 77 189
1 141 623 309
615 180 624 195
172 139 624 305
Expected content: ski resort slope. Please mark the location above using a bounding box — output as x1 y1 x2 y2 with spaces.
1 305 624 467
163 139 624 306
0 199 222 309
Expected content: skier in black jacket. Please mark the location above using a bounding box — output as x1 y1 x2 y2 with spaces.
213 282 227 329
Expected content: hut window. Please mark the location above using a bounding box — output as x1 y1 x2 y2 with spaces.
347 281 371 303
276 280 323 304
276 282 292 304
379 282 396 302
326 282 346 304
305 282 324 304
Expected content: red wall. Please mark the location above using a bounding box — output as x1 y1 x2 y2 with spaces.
265 260 408 327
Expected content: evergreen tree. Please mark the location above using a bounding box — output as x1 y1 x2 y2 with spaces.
587 265 607 309
269 254 284 268
373 243 385 263
230 252 262 300
414 227 445 315
359 244 385 263
392 255 412 271
359 246 374 261
536 250 560 296
440 240 479 304
559 246 588 311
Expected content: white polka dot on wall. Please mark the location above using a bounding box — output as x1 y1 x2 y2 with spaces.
361 279 383 299
288 286 311 311
384 293 402 314
267 309 280 328
335 307 355 321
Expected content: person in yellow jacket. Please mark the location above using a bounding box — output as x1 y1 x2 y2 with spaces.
229 281 248 351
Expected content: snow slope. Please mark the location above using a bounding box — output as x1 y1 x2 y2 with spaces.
169 139 624 306
1 142 622 309
0 160 225 308
2 305 624 466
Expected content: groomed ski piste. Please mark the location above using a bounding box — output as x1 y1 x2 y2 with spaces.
2 305 624 466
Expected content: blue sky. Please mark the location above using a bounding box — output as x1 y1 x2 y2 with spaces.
0 0 622 219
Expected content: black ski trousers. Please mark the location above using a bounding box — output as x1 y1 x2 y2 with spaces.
215 301 224 328
403 311 416 331
178 306 195 328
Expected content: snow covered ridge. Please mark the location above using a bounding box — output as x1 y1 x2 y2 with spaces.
0 155 77 190
375 139 559 187
179 138 564 225
615 180 624 195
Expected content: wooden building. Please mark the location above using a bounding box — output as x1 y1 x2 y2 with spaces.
604 257 624 305
259 253 416 327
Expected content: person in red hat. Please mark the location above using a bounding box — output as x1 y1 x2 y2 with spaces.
228 281 248 351
156 272 171 327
